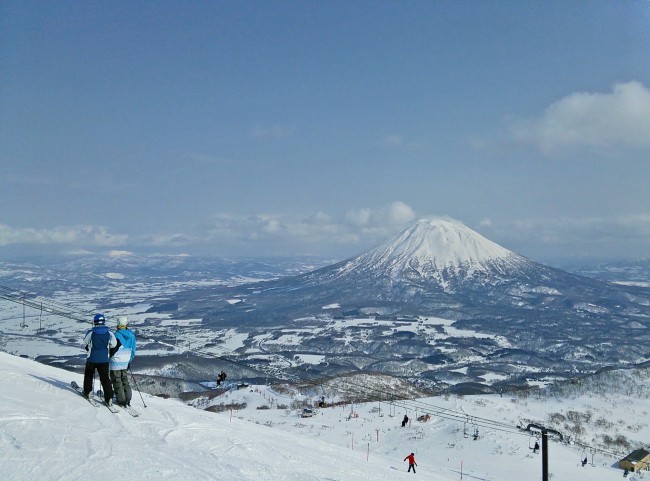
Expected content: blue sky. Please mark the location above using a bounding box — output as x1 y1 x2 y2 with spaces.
1 1 649 262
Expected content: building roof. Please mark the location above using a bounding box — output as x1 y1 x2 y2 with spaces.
622 449 650 463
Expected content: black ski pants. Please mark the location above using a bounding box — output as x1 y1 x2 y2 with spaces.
84 361 113 403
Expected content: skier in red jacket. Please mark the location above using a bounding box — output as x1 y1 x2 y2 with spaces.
404 452 417 473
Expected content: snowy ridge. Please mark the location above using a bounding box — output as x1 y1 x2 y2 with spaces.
0 351 404 481
3 351 650 481
337 218 526 289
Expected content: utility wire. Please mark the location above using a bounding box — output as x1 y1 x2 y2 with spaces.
0 284 91 323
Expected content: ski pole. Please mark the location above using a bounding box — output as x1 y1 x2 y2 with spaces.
129 367 147 408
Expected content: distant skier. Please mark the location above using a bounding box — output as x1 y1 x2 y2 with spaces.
581 457 588 467
82 313 117 405
109 316 137 407
404 452 417 473
533 441 540 453
401 414 409 427
216 370 227 386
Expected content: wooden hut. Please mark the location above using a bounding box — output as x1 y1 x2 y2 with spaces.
619 448 650 472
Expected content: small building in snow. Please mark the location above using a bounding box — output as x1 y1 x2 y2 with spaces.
619 448 650 472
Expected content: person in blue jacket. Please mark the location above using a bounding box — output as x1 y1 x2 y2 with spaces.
82 313 118 405
109 316 137 407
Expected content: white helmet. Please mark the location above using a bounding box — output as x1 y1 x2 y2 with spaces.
116 316 129 327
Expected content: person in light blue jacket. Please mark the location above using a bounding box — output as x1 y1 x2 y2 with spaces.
109 316 137 407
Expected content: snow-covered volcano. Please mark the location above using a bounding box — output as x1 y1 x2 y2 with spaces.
369 218 514 267
181 216 633 321
334 218 530 291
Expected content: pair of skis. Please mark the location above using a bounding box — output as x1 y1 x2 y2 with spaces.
116 403 140 417
71 381 139 416
95 388 140 417
71 380 118 412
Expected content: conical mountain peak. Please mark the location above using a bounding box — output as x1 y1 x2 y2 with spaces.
337 218 525 288
380 218 514 267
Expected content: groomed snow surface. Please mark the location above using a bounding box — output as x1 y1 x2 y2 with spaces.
1 351 648 481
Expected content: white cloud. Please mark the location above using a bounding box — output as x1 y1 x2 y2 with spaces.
383 201 416 225
107 250 134 258
65 249 95 255
478 213 650 260
305 211 332 225
341 202 416 246
516 215 650 244
0 203 416 256
509 81 650 153
143 233 195 247
344 201 415 229
343 208 372 227
201 202 417 253
4 207 646 261
0 224 128 247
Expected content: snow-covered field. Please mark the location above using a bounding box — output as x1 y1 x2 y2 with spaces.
0 291 524 384
2 350 648 481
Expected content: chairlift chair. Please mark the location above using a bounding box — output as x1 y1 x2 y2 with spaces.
579 448 587 466
529 435 540 452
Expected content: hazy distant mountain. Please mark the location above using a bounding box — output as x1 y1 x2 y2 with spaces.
0 253 335 297
559 257 650 285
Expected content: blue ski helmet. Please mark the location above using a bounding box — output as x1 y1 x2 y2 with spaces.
93 313 105 325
